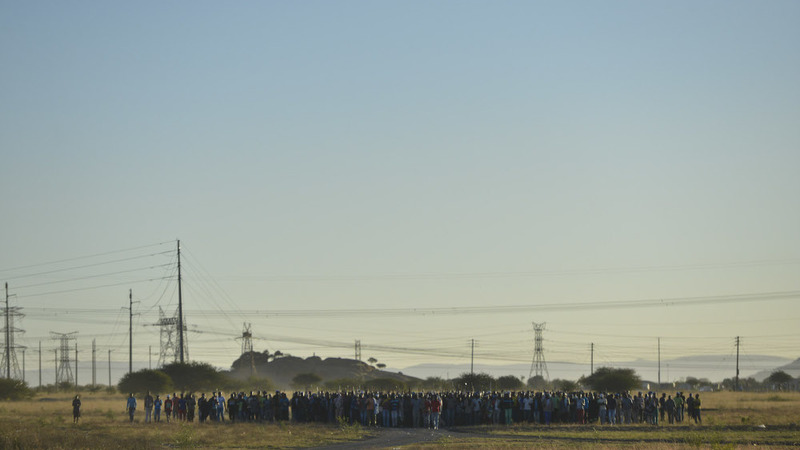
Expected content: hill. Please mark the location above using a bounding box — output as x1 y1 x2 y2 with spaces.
752 357 800 381
228 352 421 389
397 354 794 383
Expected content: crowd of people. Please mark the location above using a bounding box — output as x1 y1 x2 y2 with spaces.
120 389 703 427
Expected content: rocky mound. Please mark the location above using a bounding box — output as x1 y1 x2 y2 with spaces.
229 353 420 389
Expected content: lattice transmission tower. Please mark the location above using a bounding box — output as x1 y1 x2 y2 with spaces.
354 340 362 361
236 323 256 376
528 322 549 380
51 332 77 385
1 294 26 380
152 307 189 367
239 323 253 355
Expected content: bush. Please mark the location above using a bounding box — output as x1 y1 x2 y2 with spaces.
160 362 229 392
527 375 547 390
496 375 525 391
118 369 173 395
0 378 34 400
291 373 322 390
580 367 641 392
453 373 495 392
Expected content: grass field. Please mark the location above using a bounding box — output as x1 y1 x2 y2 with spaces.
0 391 797 448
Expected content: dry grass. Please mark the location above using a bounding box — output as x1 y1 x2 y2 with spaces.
0 393 368 449
1 391 798 448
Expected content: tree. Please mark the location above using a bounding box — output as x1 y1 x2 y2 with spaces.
496 375 525 391
118 369 173 395
453 372 495 392
231 351 272 372
767 370 793 384
291 373 322 390
553 378 579 392
160 362 228 392
527 375 547 390
376 363 386 369
367 357 378 366
0 379 33 400
684 376 712 389
580 367 641 392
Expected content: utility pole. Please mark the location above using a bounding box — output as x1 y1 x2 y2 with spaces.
38 341 41 387
470 339 475 375
5 283 9 379
92 339 96 386
53 349 57 387
177 240 185 363
108 349 112 386
22 349 25 383
735 336 740 392
658 337 661 387
74 341 78 386
149 345 152 370
129 290 133 374
590 342 594 376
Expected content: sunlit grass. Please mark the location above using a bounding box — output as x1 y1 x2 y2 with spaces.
1 391 798 448
0 392 370 449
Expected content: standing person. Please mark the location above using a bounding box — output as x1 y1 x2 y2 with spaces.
597 394 607 425
178 394 187 421
502 392 514 425
164 395 173 423
665 395 675 424
144 391 154 423
430 394 442 430
621 393 633 424
543 394 553 425
72 395 81 424
606 394 617 425
674 393 684 423
197 393 208 422
217 392 226 422
186 394 196 422
126 393 137 423
693 394 702 424
154 395 163 422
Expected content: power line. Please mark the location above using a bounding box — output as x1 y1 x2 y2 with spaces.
48 289 787 317
15 276 173 299
14 263 173 290
0 241 173 275
220 257 800 282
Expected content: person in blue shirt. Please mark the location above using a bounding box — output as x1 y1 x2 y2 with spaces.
126 393 137 423
154 395 162 422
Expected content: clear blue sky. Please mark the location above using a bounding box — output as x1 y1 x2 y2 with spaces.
1 1 798 383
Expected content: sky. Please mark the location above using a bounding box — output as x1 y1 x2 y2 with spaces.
1 1 799 385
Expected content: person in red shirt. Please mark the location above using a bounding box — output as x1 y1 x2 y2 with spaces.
429 394 442 430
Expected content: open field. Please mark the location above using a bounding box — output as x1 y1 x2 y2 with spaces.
0 393 367 449
0 391 797 448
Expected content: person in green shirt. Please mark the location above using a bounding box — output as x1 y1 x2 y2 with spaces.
693 394 702 424
673 393 684 422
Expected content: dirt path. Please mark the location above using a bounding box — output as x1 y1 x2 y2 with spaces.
312 427 447 449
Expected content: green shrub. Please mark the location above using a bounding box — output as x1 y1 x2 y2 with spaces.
0 379 34 400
